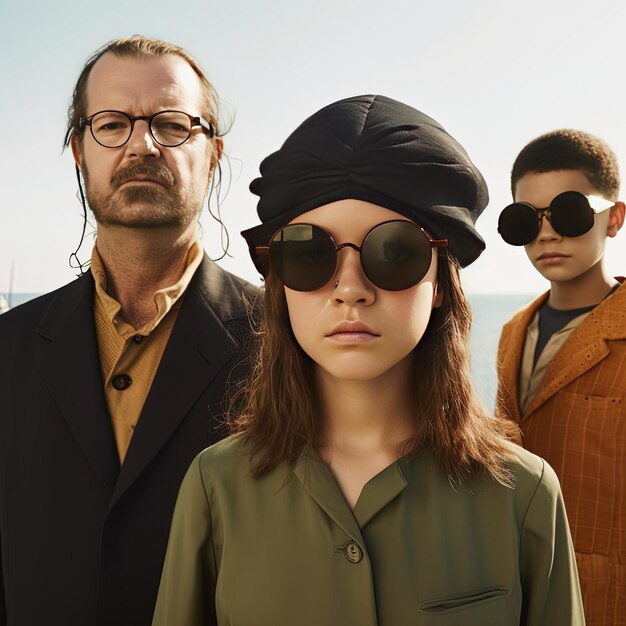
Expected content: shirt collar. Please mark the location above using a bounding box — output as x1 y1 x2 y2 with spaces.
294 444 407 532
90 239 203 337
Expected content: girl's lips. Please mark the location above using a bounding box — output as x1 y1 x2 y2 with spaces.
326 321 380 343
326 331 379 344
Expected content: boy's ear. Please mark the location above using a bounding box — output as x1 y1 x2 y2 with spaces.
607 201 625 238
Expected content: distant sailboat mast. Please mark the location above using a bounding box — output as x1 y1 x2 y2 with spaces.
1 261 14 313
8 260 14 309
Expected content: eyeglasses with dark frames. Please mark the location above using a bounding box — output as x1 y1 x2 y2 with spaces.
78 110 215 148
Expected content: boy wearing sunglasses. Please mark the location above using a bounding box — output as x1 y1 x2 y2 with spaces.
496 129 625 624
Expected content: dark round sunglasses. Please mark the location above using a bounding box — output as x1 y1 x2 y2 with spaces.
498 191 615 246
255 220 448 292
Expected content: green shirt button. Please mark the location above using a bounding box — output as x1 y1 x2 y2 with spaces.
344 541 363 563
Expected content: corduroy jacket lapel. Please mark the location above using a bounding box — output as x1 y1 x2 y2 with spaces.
524 281 626 417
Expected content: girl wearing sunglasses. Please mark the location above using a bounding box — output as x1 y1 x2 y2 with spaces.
152 96 583 625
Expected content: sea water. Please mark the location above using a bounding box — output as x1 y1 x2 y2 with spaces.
469 294 535 410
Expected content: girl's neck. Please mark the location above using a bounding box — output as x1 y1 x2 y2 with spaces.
315 360 415 458
314 359 416 509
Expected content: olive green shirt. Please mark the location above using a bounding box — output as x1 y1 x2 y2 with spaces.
153 436 584 626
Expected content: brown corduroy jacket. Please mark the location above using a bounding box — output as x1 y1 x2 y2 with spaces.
496 281 626 626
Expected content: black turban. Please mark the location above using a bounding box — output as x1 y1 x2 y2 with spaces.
242 95 488 273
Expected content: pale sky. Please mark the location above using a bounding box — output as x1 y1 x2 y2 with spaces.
2 0 625 295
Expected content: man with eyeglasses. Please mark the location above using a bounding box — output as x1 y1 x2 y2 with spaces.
495 129 626 624
0 36 260 626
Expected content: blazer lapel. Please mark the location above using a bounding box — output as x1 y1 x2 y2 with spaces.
110 258 242 507
34 274 120 494
525 281 626 417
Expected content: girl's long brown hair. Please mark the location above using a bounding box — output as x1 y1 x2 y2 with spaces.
232 250 517 486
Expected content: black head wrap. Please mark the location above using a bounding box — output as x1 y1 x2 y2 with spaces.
242 95 488 274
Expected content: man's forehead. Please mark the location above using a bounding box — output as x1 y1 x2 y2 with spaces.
86 52 204 113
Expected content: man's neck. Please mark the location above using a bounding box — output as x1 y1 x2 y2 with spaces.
95 222 198 329
548 260 618 310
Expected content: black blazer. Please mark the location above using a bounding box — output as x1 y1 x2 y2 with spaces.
0 256 261 626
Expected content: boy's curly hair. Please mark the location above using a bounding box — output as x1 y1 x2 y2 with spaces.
511 129 620 200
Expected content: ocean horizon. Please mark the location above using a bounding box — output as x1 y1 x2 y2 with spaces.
2 292 535 411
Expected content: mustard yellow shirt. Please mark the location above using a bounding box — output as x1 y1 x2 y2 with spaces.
91 241 203 462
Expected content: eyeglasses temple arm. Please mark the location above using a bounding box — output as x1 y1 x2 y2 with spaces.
432 239 448 248
196 116 215 138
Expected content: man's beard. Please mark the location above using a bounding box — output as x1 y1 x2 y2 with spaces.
84 162 204 228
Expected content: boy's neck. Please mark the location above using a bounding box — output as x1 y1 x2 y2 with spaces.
548 261 618 310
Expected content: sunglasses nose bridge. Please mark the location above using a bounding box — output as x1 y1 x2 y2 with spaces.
530 206 547 229
335 242 361 253
332 242 362 280
535 207 562 241
534 206 551 223
332 242 376 296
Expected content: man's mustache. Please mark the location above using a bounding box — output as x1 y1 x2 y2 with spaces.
112 163 176 189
